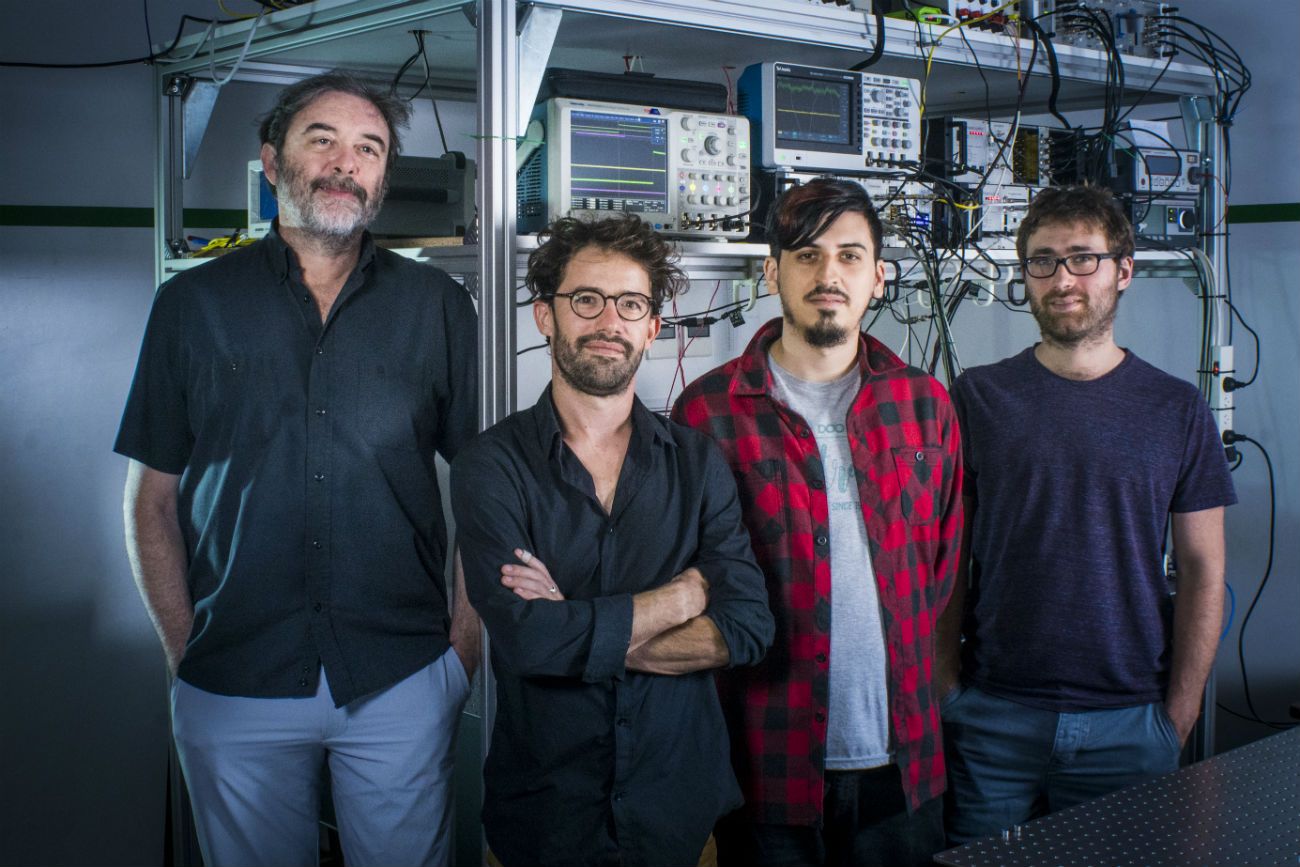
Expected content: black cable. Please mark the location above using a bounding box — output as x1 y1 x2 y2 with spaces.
1215 702 1295 729
849 7 886 71
415 31 450 154
1022 16 1071 130
1 13 225 68
1225 434 1281 728
1222 299 1260 390
143 0 155 63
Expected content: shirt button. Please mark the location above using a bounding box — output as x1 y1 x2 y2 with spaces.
313 602 322 612
316 346 324 355
314 473 325 482
810 479 824 490
815 534 829 547
302 294 310 303
316 408 327 416
608 526 615 535
915 450 925 462
613 791 626 802
815 652 827 664
617 718 629 727
312 539 322 549
815 711 826 723
298 677 309 687
229 361 238 371
799 429 810 438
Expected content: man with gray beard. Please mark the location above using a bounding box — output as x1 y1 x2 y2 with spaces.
116 71 479 866
451 215 773 867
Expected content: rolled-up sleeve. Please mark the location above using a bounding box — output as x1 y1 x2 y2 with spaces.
693 443 774 668
451 439 634 682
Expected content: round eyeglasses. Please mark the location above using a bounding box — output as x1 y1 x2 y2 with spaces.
552 290 655 321
1021 252 1123 279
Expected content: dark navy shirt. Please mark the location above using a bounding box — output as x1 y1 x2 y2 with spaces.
114 228 477 707
952 348 1236 712
451 388 773 867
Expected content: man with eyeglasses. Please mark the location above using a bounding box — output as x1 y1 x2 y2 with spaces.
938 185 1237 843
451 215 774 867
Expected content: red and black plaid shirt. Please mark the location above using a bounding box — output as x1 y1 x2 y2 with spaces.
672 318 963 824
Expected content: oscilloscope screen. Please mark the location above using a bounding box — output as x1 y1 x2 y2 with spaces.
773 71 860 155
568 110 670 214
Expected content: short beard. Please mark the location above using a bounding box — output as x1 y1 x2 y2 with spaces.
779 286 853 348
1030 279 1120 349
275 156 384 250
551 327 642 397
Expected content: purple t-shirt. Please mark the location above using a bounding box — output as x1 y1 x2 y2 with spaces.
952 348 1237 712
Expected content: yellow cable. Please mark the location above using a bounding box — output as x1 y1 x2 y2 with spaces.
918 0 1023 122
216 0 257 19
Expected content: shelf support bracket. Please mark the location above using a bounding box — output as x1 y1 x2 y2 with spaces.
517 5 562 131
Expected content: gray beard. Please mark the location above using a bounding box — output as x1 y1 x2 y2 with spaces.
275 158 384 250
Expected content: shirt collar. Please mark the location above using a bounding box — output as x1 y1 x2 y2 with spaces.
532 383 675 463
260 221 377 285
729 316 907 398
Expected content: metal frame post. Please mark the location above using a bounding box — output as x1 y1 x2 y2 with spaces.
475 0 519 859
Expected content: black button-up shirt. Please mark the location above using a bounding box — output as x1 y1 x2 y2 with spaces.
115 228 477 706
452 389 774 867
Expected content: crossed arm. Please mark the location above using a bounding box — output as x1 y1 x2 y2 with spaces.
501 550 726 674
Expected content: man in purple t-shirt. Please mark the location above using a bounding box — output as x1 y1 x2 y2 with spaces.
937 186 1236 844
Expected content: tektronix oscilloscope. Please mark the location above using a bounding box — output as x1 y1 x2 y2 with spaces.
518 98 752 239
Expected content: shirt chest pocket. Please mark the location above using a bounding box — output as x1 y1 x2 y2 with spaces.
356 361 434 452
195 354 284 447
891 446 946 525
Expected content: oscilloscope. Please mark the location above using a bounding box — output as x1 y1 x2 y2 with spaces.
737 62 921 174
517 98 752 239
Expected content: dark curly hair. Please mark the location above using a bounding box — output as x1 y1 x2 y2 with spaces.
766 177 884 260
525 215 687 314
258 70 412 174
1016 184 1135 262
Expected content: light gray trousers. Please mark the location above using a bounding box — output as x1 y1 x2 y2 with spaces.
171 648 471 867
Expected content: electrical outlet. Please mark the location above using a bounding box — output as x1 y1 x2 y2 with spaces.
1210 344 1234 436
682 323 712 357
646 323 678 359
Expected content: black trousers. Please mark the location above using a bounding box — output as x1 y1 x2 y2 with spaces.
715 765 945 867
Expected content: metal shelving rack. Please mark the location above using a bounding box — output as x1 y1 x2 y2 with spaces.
151 3 1229 862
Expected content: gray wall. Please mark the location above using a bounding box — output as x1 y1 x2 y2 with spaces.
2 2 1295 865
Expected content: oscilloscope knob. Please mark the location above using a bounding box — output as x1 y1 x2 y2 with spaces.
681 149 694 162
681 116 699 130
704 136 722 156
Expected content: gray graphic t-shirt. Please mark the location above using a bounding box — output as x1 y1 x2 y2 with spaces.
770 353 891 770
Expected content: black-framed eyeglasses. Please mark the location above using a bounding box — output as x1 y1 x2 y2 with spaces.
1021 252 1123 279
552 290 655 321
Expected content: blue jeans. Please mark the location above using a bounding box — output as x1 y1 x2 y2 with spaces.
171 649 471 867
942 684 1182 845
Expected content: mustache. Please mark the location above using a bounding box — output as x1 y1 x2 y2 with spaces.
311 176 367 204
576 332 634 356
804 286 849 303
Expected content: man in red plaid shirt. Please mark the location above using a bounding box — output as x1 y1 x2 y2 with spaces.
673 179 963 867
